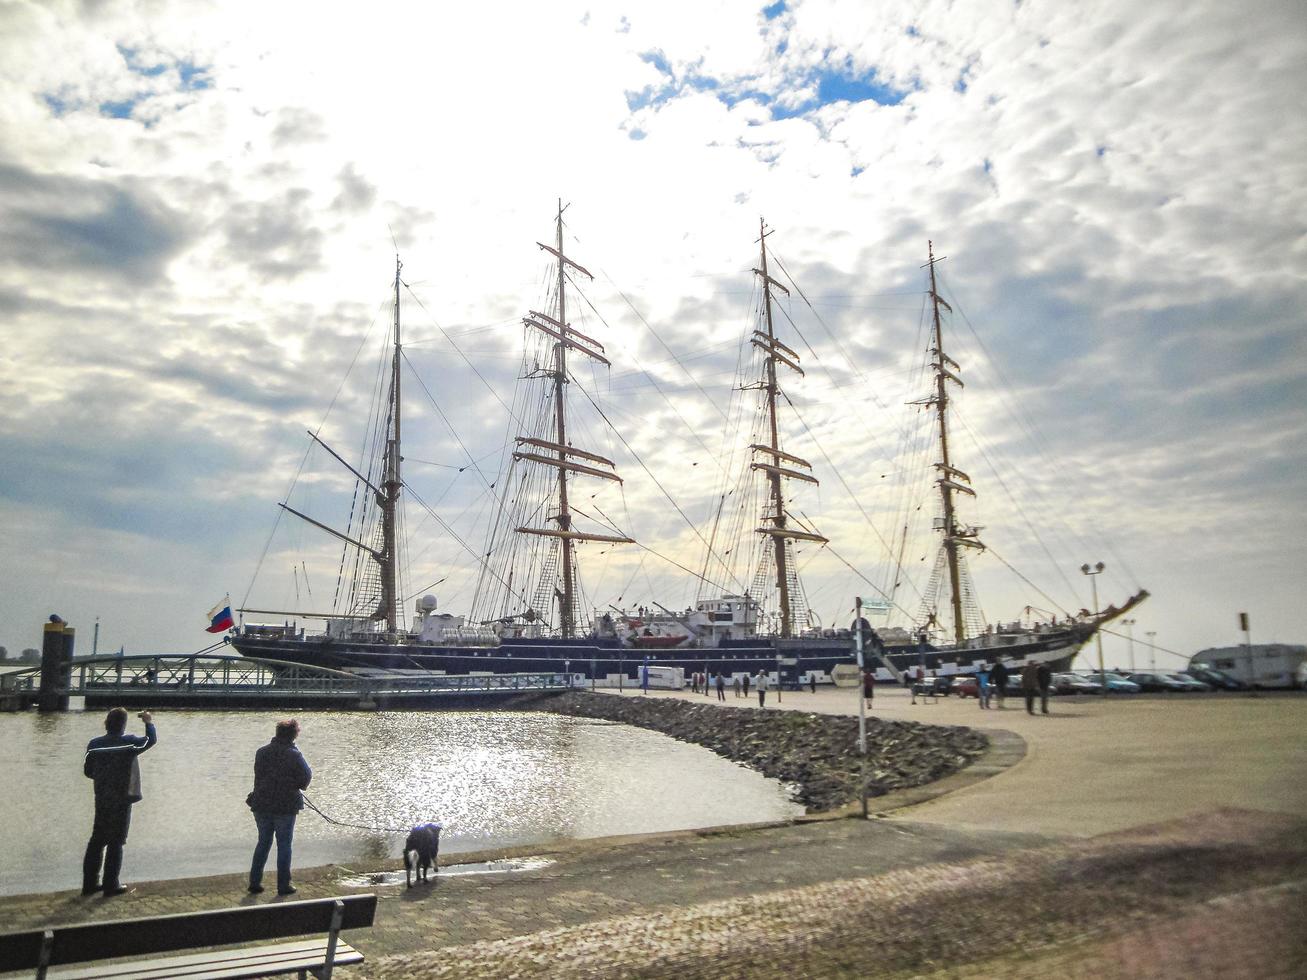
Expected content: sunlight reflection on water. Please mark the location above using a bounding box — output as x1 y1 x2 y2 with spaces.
0 709 800 895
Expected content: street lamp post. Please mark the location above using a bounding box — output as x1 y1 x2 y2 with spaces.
1122 618 1137 674
1081 562 1107 695
1146 631 1156 672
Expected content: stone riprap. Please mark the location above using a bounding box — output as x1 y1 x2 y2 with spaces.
513 690 988 812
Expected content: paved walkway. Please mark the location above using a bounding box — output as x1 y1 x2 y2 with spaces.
2 688 1302 977
613 684 1307 836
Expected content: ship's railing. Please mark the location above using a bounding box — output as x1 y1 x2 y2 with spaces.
1 654 574 698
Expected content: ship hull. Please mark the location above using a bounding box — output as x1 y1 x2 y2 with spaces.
227 625 1089 683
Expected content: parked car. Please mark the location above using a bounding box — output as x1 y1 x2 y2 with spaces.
1075 670 1141 693
951 675 979 698
1184 667 1245 690
1166 672 1212 692
1052 672 1103 695
912 675 955 697
1127 672 1189 693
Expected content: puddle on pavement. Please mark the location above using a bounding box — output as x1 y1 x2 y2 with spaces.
339 856 555 887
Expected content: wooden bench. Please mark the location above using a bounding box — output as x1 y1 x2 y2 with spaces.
0 894 376 980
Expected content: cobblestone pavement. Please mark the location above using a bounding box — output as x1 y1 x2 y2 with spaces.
2 810 1301 978
362 809 1304 979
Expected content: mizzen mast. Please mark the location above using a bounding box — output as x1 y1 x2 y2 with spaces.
924 242 983 645
749 218 827 638
378 254 403 635
513 203 633 638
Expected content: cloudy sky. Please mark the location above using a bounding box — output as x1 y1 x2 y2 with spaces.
1 0 1303 668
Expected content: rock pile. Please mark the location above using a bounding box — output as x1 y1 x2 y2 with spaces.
520 691 988 813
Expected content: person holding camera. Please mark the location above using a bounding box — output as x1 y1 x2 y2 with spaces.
82 708 157 896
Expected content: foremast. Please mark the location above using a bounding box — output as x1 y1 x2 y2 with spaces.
749 219 827 638
923 242 983 646
262 257 405 636
512 203 634 638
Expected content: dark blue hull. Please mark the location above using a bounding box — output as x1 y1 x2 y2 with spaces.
228 626 1088 681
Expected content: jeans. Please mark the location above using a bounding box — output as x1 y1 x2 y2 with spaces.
250 811 297 892
83 802 132 891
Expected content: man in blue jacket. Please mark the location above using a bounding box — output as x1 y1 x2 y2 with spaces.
247 718 312 896
82 707 157 896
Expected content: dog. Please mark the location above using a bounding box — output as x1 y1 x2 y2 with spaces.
403 822 442 887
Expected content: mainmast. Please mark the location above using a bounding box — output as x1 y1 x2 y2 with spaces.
749 219 827 638
513 203 633 638
925 242 982 645
379 255 402 634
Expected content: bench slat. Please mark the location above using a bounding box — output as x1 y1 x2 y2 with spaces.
46 939 362 980
0 896 376 969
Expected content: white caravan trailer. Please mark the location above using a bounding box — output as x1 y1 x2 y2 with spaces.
1190 644 1306 689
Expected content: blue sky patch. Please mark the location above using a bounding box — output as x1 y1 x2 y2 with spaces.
626 50 909 123
99 99 138 120
762 1 787 20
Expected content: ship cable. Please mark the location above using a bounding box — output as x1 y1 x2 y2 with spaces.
301 794 412 835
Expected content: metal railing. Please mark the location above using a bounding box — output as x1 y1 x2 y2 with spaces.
2 654 574 700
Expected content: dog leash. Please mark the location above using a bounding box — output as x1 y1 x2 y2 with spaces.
301 794 413 834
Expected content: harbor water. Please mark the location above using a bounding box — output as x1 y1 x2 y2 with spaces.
0 709 802 896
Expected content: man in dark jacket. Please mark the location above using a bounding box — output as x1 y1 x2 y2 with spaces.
83 707 157 896
991 660 1009 708
247 719 312 895
1021 661 1041 715
1036 662 1052 715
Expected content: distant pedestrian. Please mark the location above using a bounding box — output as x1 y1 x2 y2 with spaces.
732 675 742 698
991 660 1009 708
756 670 768 708
906 669 917 704
809 673 817 694
1036 662 1052 715
715 672 726 701
82 708 157 897
691 673 699 694
248 719 312 896
862 669 874 709
1021 661 1040 715
977 663 991 709
742 673 750 698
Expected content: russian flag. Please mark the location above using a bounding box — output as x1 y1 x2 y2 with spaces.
206 601 235 634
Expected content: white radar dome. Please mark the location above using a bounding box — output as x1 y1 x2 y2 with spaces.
418 595 438 612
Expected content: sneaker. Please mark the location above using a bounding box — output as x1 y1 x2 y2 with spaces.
277 886 297 896
247 884 264 894
102 885 129 897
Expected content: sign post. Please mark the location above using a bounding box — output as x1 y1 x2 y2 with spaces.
854 597 868 819
1239 612 1253 685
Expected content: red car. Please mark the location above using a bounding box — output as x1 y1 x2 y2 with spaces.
950 675 979 698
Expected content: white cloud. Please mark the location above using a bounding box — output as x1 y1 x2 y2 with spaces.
0 0 1303 663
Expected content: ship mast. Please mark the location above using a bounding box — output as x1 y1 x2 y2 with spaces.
925 242 982 645
749 219 827 638
379 255 402 635
513 203 633 638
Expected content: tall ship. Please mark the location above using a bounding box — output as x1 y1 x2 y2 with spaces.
230 217 1144 682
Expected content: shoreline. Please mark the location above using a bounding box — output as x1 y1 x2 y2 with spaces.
2 690 1007 902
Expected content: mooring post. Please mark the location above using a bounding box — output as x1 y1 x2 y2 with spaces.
38 619 74 713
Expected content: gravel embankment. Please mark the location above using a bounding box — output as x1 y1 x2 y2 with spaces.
513 690 988 812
